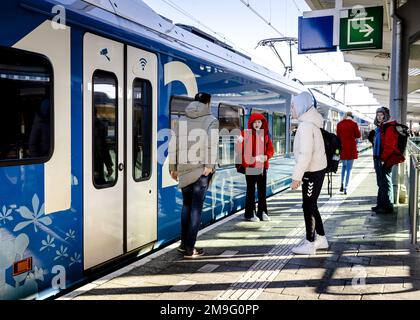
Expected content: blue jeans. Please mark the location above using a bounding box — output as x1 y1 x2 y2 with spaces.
181 174 211 251
373 159 394 208
341 160 354 190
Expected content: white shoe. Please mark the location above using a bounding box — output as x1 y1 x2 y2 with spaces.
246 216 260 222
314 235 329 249
292 240 316 255
261 213 271 221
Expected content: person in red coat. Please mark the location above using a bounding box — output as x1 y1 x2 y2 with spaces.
336 111 361 194
236 113 274 222
370 107 395 214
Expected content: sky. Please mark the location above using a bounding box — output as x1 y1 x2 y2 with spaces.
141 0 380 114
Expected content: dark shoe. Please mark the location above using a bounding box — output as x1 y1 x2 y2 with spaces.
344 189 347 195
177 245 186 253
375 206 394 214
340 184 344 192
184 248 204 259
371 206 380 211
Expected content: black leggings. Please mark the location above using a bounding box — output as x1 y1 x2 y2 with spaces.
302 169 326 242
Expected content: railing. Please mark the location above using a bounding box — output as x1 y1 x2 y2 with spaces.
407 138 420 244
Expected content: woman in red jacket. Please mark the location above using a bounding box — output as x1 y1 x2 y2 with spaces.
336 112 361 194
236 113 274 222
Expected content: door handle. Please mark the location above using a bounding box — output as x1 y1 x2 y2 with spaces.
118 163 124 171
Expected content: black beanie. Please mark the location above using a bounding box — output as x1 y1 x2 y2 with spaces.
194 92 211 104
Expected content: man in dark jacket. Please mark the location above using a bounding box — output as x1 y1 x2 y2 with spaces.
371 107 394 214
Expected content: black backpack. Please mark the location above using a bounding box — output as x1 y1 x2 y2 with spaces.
394 123 409 154
320 128 341 173
320 128 341 197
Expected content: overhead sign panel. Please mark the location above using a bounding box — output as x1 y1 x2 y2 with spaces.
339 6 383 51
298 16 337 54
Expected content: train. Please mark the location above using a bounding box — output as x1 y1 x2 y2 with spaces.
0 0 373 300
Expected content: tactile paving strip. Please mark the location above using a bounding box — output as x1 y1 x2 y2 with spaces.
216 158 373 300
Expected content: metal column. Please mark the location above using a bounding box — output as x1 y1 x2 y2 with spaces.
389 0 410 204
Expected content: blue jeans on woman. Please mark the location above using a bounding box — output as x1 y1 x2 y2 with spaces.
181 174 212 251
341 160 354 190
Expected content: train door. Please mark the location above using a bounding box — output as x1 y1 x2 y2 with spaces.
126 46 157 252
83 34 158 269
83 33 125 269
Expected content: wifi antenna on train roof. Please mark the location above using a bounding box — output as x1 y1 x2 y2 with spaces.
256 37 297 77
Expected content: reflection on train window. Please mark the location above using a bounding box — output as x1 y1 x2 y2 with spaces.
330 110 340 134
169 95 194 130
133 78 152 181
251 108 269 122
218 103 243 166
169 96 194 172
290 118 299 154
92 70 118 188
272 113 286 156
0 47 53 165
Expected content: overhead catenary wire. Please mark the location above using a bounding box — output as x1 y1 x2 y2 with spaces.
158 0 262 63
156 0 333 79
238 0 333 79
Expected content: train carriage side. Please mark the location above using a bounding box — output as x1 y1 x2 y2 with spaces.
0 0 83 300
0 0 309 300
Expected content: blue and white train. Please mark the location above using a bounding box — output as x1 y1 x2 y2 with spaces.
0 0 372 300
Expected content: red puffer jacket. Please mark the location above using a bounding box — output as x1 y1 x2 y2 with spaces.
236 113 274 169
336 119 361 160
380 120 405 168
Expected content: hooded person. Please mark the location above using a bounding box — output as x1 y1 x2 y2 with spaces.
290 91 329 255
371 106 396 214
236 112 274 222
169 92 219 258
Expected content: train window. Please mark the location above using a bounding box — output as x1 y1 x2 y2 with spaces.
169 96 194 130
0 47 53 165
133 78 152 181
218 103 243 166
272 113 286 156
251 108 269 121
290 117 299 153
92 70 118 188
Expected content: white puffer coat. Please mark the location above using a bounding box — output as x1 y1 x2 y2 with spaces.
292 107 327 181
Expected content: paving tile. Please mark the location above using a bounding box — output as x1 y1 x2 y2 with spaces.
65 159 417 301
257 291 298 300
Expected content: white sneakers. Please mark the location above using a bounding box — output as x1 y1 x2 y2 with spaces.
245 213 271 222
291 240 316 255
292 235 329 255
314 235 329 249
261 213 271 221
246 216 260 222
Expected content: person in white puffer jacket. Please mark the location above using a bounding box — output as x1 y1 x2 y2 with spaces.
290 92 329 255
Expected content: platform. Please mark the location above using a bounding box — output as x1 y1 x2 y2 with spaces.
60 154 420 300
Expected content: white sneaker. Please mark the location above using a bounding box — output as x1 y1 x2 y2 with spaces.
292 240 316 255
314 235 329 249
261 213 271 221
246 216 260 222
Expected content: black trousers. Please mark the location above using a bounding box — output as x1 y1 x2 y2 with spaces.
302 169 326 242
245 169 267 219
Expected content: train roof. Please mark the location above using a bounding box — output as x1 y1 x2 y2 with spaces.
19 0 372 123
22 0 306 96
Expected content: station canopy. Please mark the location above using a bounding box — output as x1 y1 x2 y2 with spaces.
305 0 420 123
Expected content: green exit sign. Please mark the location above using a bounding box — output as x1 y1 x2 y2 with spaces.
340 6 383 51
